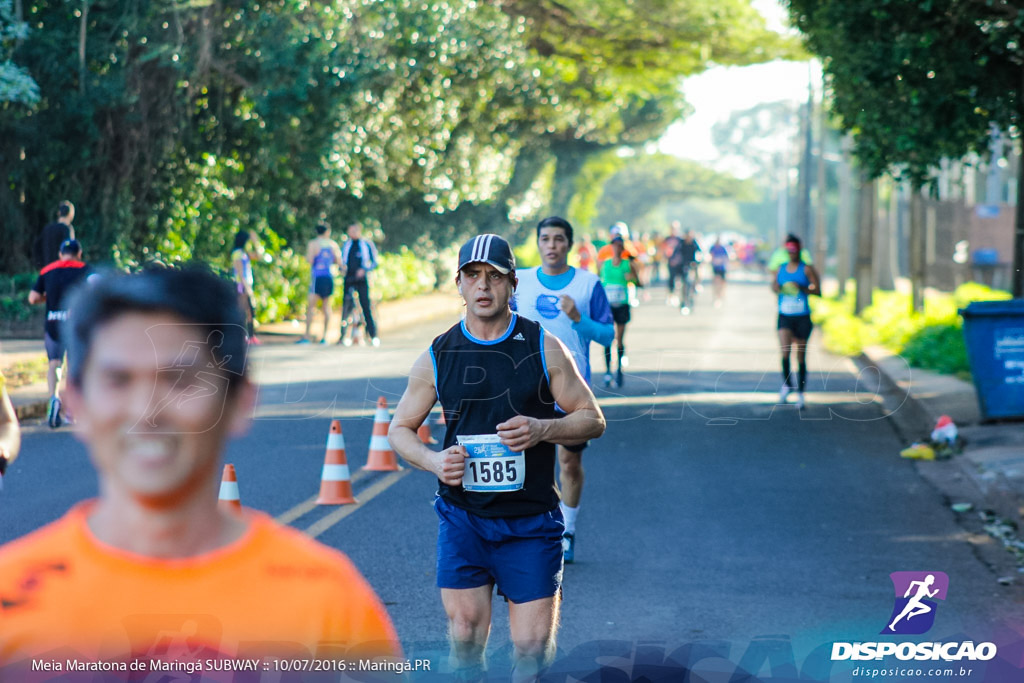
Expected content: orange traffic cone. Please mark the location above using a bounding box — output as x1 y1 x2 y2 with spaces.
218 463 242 514
317 420 357 505
364 397 401 471
418 422 436 445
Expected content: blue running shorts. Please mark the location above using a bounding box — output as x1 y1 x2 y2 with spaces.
434 496 564 603
310 275 335 299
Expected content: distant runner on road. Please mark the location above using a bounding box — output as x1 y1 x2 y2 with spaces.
709 236 731 308
772 234 820 410
599 235 643 388
388 233 605 681
513 216 613 564
28 239 93 429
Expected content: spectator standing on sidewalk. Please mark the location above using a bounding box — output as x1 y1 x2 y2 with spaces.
339 222 380 347
33 201 75 270
230 230 261 345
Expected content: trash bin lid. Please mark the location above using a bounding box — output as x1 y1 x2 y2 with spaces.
959 299 1024 317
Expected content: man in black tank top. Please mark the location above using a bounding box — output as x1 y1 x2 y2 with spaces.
389 234 605 681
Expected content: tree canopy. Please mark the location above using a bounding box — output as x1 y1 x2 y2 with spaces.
786 0 1024 295
2 0 795 273
786 0 1024 186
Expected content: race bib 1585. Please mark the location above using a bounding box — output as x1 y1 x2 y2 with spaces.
457 434 525 492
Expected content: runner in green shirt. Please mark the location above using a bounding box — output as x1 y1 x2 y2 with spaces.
599 236 643 387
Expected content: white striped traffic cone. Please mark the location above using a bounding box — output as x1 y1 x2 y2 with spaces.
317 420 357 505
418 422 435 445
363 397 400 471
218 463 242 514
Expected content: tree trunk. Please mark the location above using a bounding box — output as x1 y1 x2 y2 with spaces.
855 172 875 314
837 135 853 295
813 100 828 279
547 139 600 220
79 0 89 93
909 186 926 313
873 179 894 290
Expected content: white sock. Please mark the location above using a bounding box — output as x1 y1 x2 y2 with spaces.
560 502 579 535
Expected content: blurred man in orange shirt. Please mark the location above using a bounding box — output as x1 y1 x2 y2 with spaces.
0 267 400 675
595 222 639 269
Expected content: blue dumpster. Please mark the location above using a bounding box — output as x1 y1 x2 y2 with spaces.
959 299 1024 421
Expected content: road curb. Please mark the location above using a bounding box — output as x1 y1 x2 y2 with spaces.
854 350 1024 529
15 400 47 422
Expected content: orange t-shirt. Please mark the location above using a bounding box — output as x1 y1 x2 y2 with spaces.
576 244 598 273
0 502 400 674
596 241 639 269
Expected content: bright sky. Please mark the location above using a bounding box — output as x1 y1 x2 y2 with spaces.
658 0 819 176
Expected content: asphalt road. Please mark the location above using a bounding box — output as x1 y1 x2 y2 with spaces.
3 276 1022 682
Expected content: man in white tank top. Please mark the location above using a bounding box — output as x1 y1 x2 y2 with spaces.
514 217 614 563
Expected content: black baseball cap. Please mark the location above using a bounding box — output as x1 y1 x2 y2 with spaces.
458 234 515 275
60 239 82 255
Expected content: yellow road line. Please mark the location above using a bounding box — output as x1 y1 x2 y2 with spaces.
304 470 410 539
275 470 369 525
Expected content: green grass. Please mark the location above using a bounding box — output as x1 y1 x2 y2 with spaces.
811 282 1011 378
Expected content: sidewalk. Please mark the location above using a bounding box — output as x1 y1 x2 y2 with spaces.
1 290 463 422
857 346 1024 530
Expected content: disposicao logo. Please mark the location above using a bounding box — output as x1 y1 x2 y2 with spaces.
831 571 998 663
882 571 948 635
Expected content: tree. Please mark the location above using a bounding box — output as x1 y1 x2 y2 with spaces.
594 153 753 230
0 0 38 105
786 0 1024 299
3 0 797 277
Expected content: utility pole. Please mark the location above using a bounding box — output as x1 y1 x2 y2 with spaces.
795 70 814 242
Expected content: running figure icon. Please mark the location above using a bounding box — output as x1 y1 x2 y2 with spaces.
888 574 939 631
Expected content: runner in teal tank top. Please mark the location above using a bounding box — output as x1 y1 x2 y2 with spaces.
599 236 643 388
771 234 821 410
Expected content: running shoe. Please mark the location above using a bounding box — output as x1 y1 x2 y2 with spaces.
620 354 629 368
371 337 381 347
680 306 691 316
248 336 262 346
47 396 62 429
338 337 353 347
778 384 791 403
319 338 328 345
795 392 805 410
603 373 613 388
562 532 575 564
295 338 311 345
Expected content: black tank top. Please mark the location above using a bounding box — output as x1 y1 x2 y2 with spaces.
430 314 559 517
